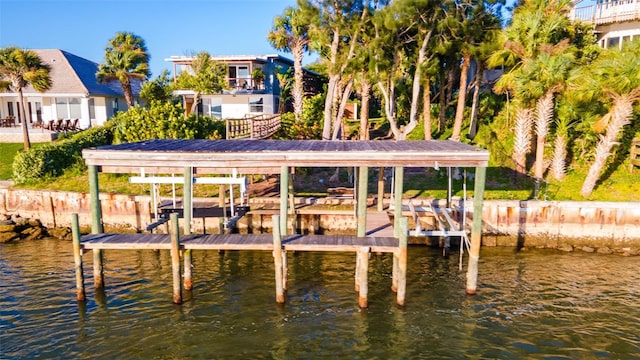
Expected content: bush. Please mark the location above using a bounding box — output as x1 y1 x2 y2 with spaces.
112 101 224 143
12 124 114 184
276 94 324 140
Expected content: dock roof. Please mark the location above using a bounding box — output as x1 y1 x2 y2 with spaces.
83 139 489 173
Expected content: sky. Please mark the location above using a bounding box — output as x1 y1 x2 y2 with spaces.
0 0 309 78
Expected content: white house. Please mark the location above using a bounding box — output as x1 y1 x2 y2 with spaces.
165 54 321 119
571 0 640 48
0 49 141 129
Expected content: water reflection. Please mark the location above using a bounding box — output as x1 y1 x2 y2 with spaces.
1 239 638 359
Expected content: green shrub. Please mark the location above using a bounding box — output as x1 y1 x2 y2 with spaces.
12 124 114 184
276 94 324 140
112 101 224 143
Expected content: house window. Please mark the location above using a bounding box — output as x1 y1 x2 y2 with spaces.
7 102 15 116
88 98 95 120
201 97 222 118
249 97 263 113
607 37 620 49
229 64 251 89
55 97 82 118
113 98 119 113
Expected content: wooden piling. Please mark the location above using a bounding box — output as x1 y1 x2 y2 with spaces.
71 213 85 301
357 166 368 238
170 213 182 304
357 247 370 308
393 167 404 237
397 217 408 306
88 164 104 289
184 250 193 291
280 166 289 236
377 167 385 211
183 167 193 291
272 215 285 303
466 166 486 295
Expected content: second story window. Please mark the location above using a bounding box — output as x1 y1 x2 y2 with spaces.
229 64 251 89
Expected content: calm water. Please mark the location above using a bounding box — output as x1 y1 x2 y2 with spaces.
1 238 639 359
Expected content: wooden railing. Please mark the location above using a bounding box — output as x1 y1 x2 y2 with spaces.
630 138 640 172
573 0 640 25
225 114 281 140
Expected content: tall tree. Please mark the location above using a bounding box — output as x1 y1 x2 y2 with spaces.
0 47 51 150
575 41 640 197
139 69 174 104
174 51 227 115
268 6 311 122
450 0 502 141
97 32 150 108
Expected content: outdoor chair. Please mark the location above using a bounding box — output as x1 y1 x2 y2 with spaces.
63 119 71 131
53 118 64 131
32 119 43 129
69 118 79 131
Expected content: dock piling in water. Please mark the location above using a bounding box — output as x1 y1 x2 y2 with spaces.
170 213 182 304
272 215 285 303
71 213 85 301
357 247 370 308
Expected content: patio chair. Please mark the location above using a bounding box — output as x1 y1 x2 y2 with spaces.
69 118 79 131
44 120 55 130
53 118 64 131
32 119 44 129
63 119 71 131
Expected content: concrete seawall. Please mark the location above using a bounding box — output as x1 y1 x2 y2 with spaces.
1 188 638 251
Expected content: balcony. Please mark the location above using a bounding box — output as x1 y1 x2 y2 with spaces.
224 77 266 94
573 0 640 25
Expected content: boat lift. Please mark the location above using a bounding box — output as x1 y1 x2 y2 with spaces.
129 168 249 232
389 166 471 269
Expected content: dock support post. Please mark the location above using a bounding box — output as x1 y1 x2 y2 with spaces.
88 164 104 289
272 215 285 303
71 213 85 301
183 167 193 291
377 167 385 211
396 217 408 306
357 247 370 308
466 166 486 295
393 167 404 237
280 166 289 236
357 166 369 237
170 213 182 304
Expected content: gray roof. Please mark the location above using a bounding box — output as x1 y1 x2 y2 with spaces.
6 49 141 97
83 139 490 174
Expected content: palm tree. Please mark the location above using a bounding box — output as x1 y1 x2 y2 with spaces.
576 41 640 197
512 107 534 174
0 47 51 150
268 6 311 121
97 32 150 108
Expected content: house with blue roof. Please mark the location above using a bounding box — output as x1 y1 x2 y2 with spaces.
0 49 141 129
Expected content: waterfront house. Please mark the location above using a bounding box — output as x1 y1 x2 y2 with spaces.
0 49 141 130
571 0 640 48
165 54 321 118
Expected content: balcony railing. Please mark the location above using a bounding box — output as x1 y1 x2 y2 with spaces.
573 0 640 25
227 78 265 92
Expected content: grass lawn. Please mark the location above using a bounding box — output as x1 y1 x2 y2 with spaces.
2 142 639 201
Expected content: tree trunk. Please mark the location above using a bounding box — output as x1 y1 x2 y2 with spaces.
513 108 534 175
122 79 134 108
359 77 371 140
468 63 484 140
451 52 471 142
18 88 31 150
332 79 353 140
423 77 432 140
550 133 567 180
292 43 305 122
580 96 634 197
534 91 554 180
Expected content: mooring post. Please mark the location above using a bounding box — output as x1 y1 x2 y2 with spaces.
357 247 370 308
183 167 193 291
466 166 486 295
393 167 404 237
397 217 408 306
71 213 85 301
170 213 182 304
280 166 289 236
272 215 285 304
88 164 104 289
377 167 385 211
357 166 369 238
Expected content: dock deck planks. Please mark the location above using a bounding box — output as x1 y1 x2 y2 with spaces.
80 233 399 253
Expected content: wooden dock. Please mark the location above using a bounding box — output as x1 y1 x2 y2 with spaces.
73 214 408 308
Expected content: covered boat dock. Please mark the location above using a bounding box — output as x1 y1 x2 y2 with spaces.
75 139 489 307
